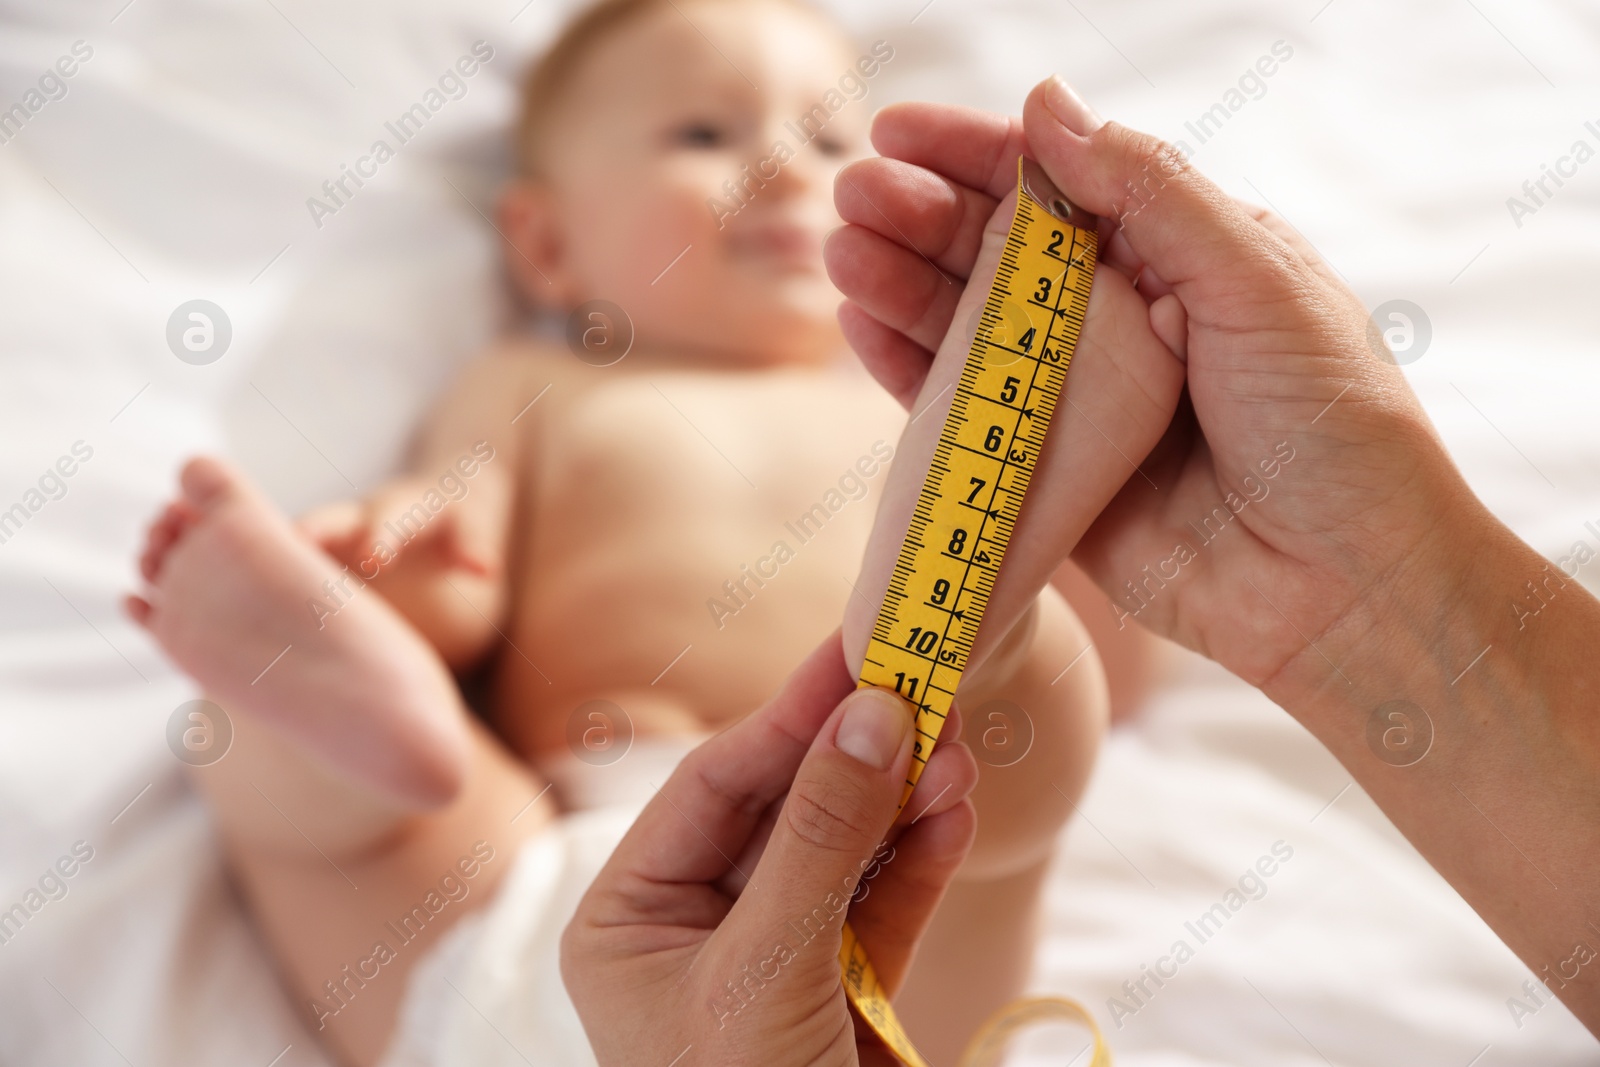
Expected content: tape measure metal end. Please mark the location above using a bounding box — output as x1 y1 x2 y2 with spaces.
1019 156 1096 230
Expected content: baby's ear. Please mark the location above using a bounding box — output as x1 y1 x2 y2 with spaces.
498 180 575 309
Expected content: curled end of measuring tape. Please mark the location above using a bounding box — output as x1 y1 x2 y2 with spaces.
956 995 1113 1067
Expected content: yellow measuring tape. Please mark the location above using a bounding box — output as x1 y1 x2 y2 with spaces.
839 157 1111 1067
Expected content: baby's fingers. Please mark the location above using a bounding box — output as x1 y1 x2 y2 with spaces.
296 499 368 557
435 518 495 576
366 487 433 553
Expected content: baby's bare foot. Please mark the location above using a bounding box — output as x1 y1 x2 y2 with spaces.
129 458 469 807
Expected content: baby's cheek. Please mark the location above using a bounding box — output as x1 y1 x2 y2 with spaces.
565 202 726 341
562 200 680 300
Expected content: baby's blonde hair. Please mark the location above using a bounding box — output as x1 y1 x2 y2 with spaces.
514 0 838 177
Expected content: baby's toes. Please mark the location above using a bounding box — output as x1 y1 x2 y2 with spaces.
123 593 153 627
179 455 242 511
136 456 255 596
139 501 195 583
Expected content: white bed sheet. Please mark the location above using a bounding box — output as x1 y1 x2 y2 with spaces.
1 0 1597 1064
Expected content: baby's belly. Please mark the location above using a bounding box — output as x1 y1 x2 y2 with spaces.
498 534 864 757
488 368 901 763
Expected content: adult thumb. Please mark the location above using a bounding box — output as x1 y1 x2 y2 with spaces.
720 687 914 971
1021 76 1295 298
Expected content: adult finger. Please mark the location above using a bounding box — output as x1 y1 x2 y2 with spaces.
870 101 1029 201
1021 76 1301 298
1100 226 1176 299
893 702 974 829
844 798 975 993
1230 197 1353 295
850 108 1154 302
835 157 997 280
598 633 854 888
837 301 933 412
716 703 976 896
1150 293 1189 361
826 222 963 353
756 728 976 998
716 687 917 977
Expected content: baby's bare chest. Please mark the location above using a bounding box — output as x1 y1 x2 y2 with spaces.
502 368 902 719
526 370 902 561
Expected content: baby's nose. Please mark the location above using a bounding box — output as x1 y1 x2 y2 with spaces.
762 143 837 204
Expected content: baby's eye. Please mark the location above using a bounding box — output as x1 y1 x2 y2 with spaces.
674 121 728 149
814 136 852 159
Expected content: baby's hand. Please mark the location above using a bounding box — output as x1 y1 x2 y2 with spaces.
297 480 495 580
299 476 509 670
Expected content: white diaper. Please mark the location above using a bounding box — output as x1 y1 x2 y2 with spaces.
379 735 704 1067
540 733 707 811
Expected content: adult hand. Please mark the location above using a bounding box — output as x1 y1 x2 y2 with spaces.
829 77 1600 1035
828 75 1480 694
562 632 978 1066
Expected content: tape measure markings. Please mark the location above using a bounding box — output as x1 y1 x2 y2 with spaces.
866 182 1092 797
836 158 1105 1067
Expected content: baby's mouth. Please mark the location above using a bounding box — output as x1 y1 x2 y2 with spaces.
730 223 824 266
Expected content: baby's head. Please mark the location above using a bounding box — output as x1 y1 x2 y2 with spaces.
500 0 877 366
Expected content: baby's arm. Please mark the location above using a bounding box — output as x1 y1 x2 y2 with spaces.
300 348 543 670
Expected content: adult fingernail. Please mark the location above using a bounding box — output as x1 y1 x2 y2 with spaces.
1044 75 1102 135
836 688 911 771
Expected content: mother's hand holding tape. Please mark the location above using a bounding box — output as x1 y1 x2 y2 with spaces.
829 77 1600 1032
562 632 979 1065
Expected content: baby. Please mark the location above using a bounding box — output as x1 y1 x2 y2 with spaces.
128 0 1150 1063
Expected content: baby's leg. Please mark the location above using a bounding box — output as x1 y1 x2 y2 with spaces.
132 458 471 809
132 459 555 1065
892 590 1108 1062
194 713 548 1065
